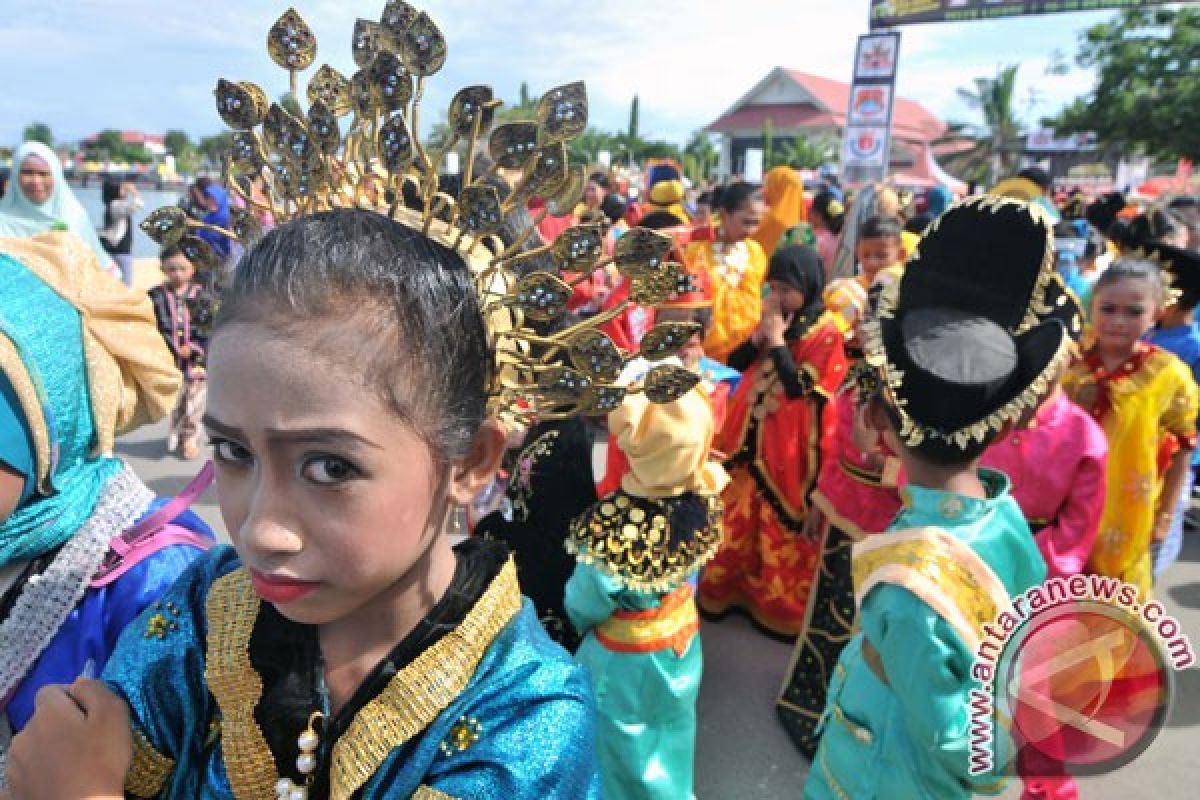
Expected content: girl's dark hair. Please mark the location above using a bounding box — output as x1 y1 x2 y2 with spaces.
811 191 844 234
587 172 610 191
1091 255 1167 305
159 243 184 261
214 209 490 463
600 192 627 224
1109 208 1185 250
713 181 761 214
877 394 996 466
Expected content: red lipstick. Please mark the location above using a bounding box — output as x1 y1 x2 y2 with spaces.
249 570 319 604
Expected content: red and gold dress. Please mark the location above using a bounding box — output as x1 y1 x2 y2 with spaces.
698 318 847 635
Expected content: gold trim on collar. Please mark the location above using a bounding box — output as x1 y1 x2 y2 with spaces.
852 526 1011 653
124 729 177 798
205 569 277 799
329 558 522 800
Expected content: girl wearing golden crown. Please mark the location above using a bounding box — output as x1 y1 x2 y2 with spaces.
5 6 707 799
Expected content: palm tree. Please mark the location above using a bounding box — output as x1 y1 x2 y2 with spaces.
936 64 1023 186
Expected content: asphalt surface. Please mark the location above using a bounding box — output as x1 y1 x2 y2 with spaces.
117 419 1200 798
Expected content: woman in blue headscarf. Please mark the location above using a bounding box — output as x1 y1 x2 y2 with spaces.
0 231 213 773
0 142 113 271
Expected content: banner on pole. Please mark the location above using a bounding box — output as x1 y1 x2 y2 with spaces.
841 32 901 184
869 0 1178 30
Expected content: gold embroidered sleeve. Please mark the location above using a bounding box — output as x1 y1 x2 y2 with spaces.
124 728 176 798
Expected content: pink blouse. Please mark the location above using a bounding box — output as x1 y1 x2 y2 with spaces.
980 390 1108 580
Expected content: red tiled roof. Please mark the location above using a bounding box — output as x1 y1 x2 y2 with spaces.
707 69 946 143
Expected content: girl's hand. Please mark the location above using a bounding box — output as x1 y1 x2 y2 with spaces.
762 312 789 348
6 680 132 800
1152 511 1173 543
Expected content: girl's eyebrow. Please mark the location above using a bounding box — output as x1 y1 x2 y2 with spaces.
202 414 381 450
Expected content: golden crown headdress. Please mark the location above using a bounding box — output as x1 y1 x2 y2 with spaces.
140 4 702 422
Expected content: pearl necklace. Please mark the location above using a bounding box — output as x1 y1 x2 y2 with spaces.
275 711 324 800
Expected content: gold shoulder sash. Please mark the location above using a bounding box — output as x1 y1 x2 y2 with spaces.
852 527 1010 652
124 729 177 798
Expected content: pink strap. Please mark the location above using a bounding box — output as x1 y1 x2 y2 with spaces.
90 462 215 587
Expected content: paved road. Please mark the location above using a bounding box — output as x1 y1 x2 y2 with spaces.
117 420 1200 798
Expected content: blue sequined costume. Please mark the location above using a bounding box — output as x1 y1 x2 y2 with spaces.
0 234 212 767
104 542 601 799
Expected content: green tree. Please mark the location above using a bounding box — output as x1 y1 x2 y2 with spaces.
23 122 53 146
568 127 618 167
1050 7 1200 161
683 130 719 184
164 129 199 173
628 95 640 143
770 133 838 170
936 64 1022 186
493 81 538 126
197 132 235 168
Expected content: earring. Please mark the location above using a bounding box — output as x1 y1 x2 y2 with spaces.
275 711 324 800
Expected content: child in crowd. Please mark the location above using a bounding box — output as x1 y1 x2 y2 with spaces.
0 233 212 777
1141 244 1200 580
809 191 845 281
684 182 768 363
6 6 714 791
805 196 1064 799
149 245 215 460
566 388 728 800
823 215 905 336
1063 257 1198 595
777 280 902 758
698 245 847 637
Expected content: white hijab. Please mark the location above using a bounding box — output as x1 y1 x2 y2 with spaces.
0 142 112 267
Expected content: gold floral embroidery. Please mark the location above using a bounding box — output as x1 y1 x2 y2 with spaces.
124 729 176 798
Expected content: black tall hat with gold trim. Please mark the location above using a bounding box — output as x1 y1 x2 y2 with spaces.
863 195 1070 449
1145 242 1200 303
1041 274 1085 346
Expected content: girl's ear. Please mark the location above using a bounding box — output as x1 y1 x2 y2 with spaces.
445 418 507 506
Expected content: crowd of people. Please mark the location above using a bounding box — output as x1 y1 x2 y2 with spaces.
1 5 1199 799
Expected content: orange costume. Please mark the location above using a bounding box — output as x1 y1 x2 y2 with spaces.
699 316 847 635
685 237 768 364
751 166 807 258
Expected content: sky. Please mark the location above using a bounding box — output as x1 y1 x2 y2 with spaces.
0 0 1117 149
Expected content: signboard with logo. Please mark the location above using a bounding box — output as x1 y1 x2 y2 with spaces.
842 32 901 183
869 0 1178 30
1026 129 1098 152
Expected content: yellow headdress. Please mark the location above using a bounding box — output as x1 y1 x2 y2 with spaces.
139 4 701 422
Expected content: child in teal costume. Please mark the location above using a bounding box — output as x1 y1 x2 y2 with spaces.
566 387 728 800
805 197 1069 798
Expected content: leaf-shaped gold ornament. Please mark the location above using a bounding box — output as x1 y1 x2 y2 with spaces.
639 322 702 361
140 206 189 247
488 122 539 169
629 267 683 306
613 227 673 279
307 65 352 117
262 103 311 164
536 366 592 404
568 329 625 383
513 272 572 321
228 206 263 242
550 224 605 272
523 142 568 198
380 0 419 41
352 19 383 69
267 8 317 72
350 69 380 117
400 12 447 76
377 112 415 171
458 185 503 235
230 131 266 171
179 235 218 272
369 52 413 113
214 79 265 130
272 159 323 200
448 86 496 138
544 165 585 218
307 100 340 155
643 365 701 404
578 385 626 415
536 81 587 145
